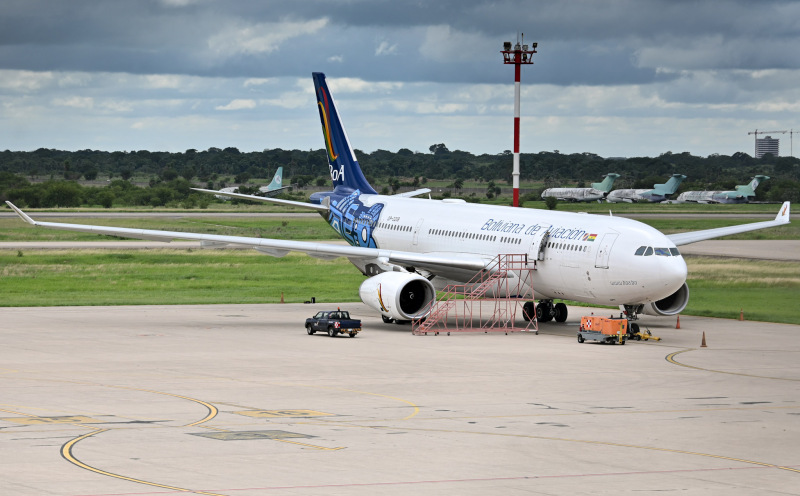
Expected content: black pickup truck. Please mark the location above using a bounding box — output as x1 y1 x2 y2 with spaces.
305 310 362 337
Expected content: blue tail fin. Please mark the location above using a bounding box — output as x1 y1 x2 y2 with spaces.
736 174 770 195
266 167 283 191
653 174 686 195
590 173 620 193
313 72 377 195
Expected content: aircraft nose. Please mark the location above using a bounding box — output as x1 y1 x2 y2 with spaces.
661 256 688 291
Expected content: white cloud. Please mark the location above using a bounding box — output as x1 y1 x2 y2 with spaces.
261 92 312 109
216 99 257 111
327 55 344 63
52 96 94 109
419 25 493 63
375 41 398 56
144 75 184 89
0 70 55 92
207 18 328 57
326 77 403 94
244 78 274 87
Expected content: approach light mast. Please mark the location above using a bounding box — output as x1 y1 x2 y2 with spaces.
501 34 537 207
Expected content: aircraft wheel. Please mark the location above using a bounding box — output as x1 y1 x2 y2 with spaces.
536 303 553 323
382 315 394 324
327 326 337 337
522 301 535 322
554 302 568 323
306 324 315 335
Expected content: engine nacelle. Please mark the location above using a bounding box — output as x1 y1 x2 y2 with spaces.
359 272 436 321
640 283 690 316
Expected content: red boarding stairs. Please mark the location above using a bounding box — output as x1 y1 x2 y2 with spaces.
412 254 538 335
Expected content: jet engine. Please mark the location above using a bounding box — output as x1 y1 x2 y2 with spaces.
640 283 690 316
359 272 436 321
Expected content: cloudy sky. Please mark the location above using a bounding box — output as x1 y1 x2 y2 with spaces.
1 0 799 158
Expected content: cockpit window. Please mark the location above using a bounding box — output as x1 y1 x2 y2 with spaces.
669 247 681 256
643 246 653 256
654 247 671 256
634 246 647 256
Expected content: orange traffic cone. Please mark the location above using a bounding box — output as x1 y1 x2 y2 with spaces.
739 308 744 321
280 292 285 304
676 315 681 329
701 332 707 348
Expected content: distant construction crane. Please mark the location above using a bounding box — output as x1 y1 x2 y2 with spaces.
747 129 794 158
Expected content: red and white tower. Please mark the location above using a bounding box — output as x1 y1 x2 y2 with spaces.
501 35 537 207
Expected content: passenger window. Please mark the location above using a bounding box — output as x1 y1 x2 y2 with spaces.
654 248 670 256
670 248 681 256
634 246 646 256
643 247 653 256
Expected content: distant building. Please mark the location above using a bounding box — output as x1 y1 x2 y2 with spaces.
755 136 780 158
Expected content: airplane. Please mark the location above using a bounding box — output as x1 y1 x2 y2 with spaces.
4 73 792 326
606 174 686 203
541 173 620 202
215 167 288 200
674 175 770 204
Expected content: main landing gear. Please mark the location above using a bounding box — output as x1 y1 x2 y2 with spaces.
522 300 567 323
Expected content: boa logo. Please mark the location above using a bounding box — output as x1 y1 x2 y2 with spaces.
330 163 345 182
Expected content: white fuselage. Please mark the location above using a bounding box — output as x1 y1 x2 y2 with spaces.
344 194 687 307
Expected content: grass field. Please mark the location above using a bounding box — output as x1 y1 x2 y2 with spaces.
1 250 363 306
2 249 797 325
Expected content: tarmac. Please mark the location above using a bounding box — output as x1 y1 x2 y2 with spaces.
2 302 799 495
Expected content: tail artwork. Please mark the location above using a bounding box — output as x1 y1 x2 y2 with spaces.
736 175 770 196
266 167 283 191
313 72 377 195
652 174 687 195
591 173 620 193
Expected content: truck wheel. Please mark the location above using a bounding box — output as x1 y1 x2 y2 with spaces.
577 333 585 343
348 332 356 338
306 324 315 335
327 326 337 337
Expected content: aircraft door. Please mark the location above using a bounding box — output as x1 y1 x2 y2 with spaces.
528 228 551 262
412 218 424 246
594 233 618 269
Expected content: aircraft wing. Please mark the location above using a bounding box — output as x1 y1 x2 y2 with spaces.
667 201 791 246
4 201 490 275
191 188 328 212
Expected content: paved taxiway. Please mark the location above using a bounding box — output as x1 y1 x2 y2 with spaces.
2 303 799 495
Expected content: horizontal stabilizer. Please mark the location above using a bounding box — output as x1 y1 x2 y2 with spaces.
394 188 431 198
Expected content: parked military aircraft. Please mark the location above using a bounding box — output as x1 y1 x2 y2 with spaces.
541 173 620 202
606 174 686 203
216 167 288 200
675 175 770 204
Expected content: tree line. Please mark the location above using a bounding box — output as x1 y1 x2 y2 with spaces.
1 145 798 208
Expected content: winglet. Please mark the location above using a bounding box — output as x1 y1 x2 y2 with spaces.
5 201 36 225
777 201 790 223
